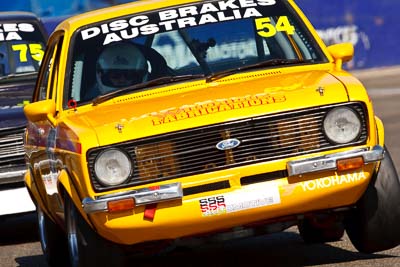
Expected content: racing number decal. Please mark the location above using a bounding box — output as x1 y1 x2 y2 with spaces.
255 16 295 38
12 44 44 62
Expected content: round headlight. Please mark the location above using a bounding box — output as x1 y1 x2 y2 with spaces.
323 107 362 144
94 149 132 186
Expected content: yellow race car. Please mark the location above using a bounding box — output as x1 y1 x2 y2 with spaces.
23 0 400 266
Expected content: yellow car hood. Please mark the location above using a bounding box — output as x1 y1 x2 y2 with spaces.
77 70 349 146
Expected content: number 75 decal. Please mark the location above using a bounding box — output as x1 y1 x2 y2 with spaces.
12 44 44 62
255 16 295 38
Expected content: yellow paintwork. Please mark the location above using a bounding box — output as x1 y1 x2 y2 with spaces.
65 69 351 146
89 165 374 244
24 0 384 246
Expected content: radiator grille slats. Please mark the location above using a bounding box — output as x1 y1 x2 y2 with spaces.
88 103 368 192
0 129 25 168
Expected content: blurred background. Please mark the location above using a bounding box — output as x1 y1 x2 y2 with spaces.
0 0 132 16
1 0 399 70
299 0 399 70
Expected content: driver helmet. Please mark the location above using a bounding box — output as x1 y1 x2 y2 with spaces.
96 42 148 94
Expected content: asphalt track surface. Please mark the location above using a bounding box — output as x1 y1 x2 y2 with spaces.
1 66 400 267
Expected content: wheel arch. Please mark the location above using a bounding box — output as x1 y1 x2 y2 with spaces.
57 168 96 230
25 167 47 212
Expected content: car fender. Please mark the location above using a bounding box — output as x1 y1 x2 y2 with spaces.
374 116 384 147
25 168 43 209
57 169 95 229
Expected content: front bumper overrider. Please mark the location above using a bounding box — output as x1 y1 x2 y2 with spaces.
83 182 183 214
287 145 384 176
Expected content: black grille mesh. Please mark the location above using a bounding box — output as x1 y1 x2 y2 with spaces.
88 103 368 192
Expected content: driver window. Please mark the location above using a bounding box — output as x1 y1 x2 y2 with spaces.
36 35 63 102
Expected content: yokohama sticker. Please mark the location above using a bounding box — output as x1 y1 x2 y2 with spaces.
199 183 281 217
300 171 367 192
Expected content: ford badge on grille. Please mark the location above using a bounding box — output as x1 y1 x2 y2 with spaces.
216 138 241 151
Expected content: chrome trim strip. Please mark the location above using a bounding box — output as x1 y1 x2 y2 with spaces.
0 169 26 184
0 169 26 179
287 145 384 177
82 182 183 214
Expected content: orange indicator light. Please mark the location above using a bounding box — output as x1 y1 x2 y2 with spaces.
337 157 364 172
107 198 135 213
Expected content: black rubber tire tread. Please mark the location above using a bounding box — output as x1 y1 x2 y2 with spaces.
37 205 69 267
345 146 400 253
64 195 126 267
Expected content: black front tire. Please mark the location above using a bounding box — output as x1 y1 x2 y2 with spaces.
345 146 400 253
37 205 69 267
65 194 126 267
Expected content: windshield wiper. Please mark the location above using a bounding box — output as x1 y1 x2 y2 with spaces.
93 74 204 105
205 58 311 83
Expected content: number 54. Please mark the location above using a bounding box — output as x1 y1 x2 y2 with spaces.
255 16 295 38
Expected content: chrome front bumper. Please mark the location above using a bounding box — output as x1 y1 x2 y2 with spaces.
82 146 384 214
0 168 26 185
287 145 384 176
82 182 183 214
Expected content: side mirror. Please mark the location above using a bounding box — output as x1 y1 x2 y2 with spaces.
24 99 57 125
327 43 354 70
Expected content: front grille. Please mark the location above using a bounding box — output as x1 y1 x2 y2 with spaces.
88 103 368 192
0 127 25 170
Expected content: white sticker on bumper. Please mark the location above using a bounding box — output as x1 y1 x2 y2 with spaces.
199 183 281 217
225 184 281 213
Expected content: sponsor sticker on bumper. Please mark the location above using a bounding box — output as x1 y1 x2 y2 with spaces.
199 183 281 217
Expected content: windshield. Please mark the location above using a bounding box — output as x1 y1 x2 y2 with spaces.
66 0 327 107
0 21 46 78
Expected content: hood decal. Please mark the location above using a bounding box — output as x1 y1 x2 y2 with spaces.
151 93 286 126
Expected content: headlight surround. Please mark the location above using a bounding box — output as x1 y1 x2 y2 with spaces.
94 149 132 186
323 107 362 144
